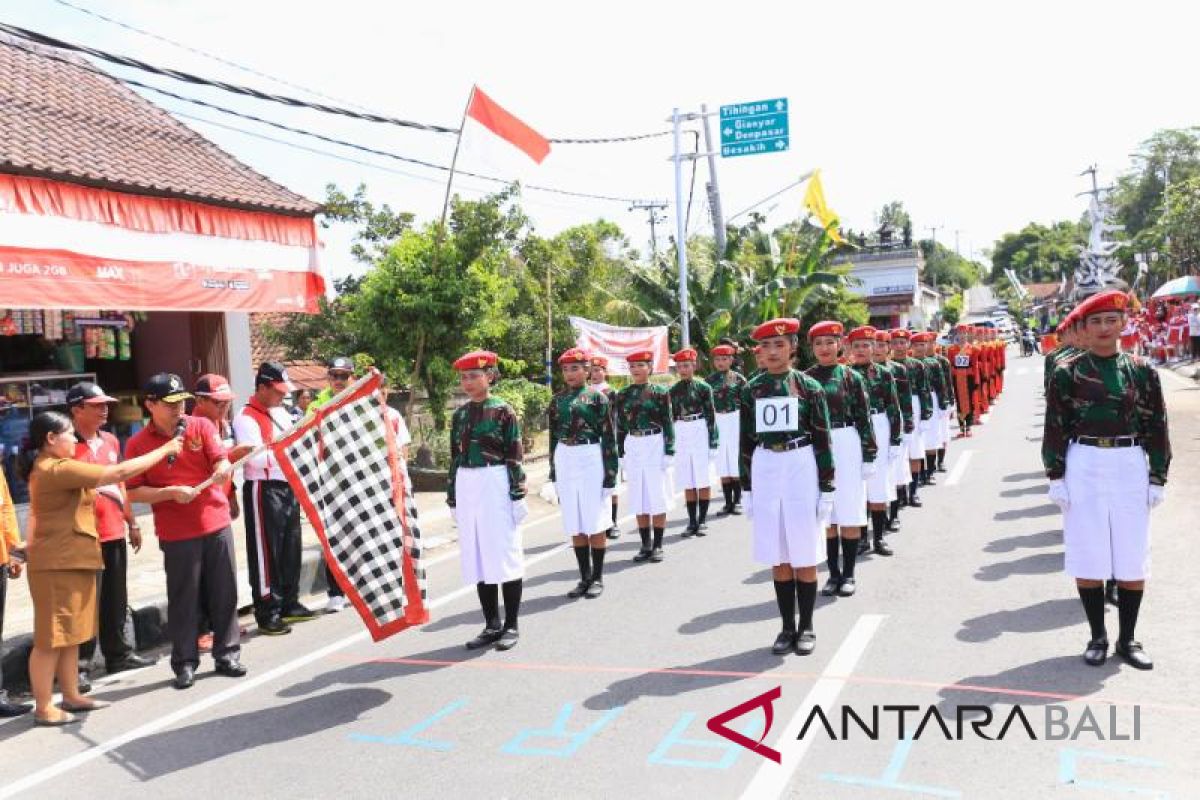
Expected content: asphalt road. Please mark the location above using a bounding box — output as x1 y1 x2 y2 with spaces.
1 353 1196 799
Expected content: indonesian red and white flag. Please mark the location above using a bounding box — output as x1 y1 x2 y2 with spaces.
0 173 324 312
465 86 550 164
272 372 428 641
569 316 671 375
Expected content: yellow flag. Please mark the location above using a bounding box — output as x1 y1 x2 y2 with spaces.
803 169 846 244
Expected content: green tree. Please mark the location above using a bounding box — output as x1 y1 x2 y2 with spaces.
1159 175 1200 276
919 240 985 290
989 221 1085 283
262 274 372 363
941 293 964 326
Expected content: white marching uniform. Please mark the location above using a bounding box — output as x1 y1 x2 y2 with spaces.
907 396 925 459
624 432 673 515
554 443 609 536
1063 442 1151 581
923 392 943 451
674 418 713 490
455 465 523 584
939 399 953 446
714 411 740 478
751 446 823 567
868 413 895 503
829 426 868 525
892 430 911 487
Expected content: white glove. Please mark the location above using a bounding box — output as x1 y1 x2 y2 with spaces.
743 491 753 520
1148 485 1165 510
449 506 458 526
861 461 877 479
1047 479 1069 512
602 486 615 501
889 446 903 463
539 482 559 505
709 447 719 463
511 499 529 525
817 493 835 526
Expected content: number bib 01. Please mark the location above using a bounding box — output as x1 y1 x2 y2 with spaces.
755 397 799 433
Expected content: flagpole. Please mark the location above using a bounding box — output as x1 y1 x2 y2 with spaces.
439 86 476 233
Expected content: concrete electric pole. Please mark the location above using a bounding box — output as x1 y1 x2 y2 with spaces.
630 200 669 260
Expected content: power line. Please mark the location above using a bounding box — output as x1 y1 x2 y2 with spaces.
0 21 672 145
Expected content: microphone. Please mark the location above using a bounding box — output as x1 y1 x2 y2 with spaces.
167 418 187 465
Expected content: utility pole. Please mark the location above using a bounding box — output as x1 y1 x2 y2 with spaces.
699 103 727 258
671 108 690 348
630 200 669 260
953 229 962 257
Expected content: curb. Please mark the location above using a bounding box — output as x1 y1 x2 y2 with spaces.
1 545 334 693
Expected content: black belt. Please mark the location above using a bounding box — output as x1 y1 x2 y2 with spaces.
559 438 599 447
1073 435 1141 448
830 420 855 429
677 413 705 422
628 427 662 437
870 408 887 415
759 436 811 452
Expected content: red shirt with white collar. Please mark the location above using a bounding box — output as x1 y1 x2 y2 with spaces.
126 415 230 541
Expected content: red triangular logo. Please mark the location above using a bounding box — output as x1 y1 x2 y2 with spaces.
706 686 782 763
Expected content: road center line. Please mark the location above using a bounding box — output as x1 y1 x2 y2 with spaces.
944 450 973 487
738 613 885 800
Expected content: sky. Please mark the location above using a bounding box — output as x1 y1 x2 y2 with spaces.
7 0 1198 285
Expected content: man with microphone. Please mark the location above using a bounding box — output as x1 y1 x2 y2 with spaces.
125 373 243 689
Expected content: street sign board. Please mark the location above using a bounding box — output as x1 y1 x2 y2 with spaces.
719 98 789 158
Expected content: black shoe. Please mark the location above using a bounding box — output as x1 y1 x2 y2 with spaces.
820 577 840 596
694 527 708 538
909 497 923 508
1083 638 1108 667
466 627 503 650
495 628 520 651
795 629 817 656
856 537 870 556
585 580 605 599
925 475 937 485
698 519 709 531
649 548 664 563
681 525 696 539
886 519 900 532
0 699 32 717
721 503 735 515
214 656 247 677
1105 580 1119 606
1115 640 1154 670
632 549 652 563
837 577 857 597
729 504 743 515
257 616 292 636
567 581 592 599
173 665 196 690
106 653 157 674
281 603 316 623
935 465 947 473
77 671 92 695
606 526 620 540
771 630 797 655
873 539 894 556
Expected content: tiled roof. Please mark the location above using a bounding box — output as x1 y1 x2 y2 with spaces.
1024 282 1064 300
249 312 325 388
0 32 318 215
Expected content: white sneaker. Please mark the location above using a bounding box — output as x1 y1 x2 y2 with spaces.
325 595 348 613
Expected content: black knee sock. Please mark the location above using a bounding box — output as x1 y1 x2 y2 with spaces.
573 545 592 582
611 499 618 526
825 537 841 580
927 453 936 474
841 536 859 578
908 477 919 500
652 527 664 549
501 579 522 630
686 500 698 526
888 500 899 523
937 448 945 468
733 484 742 505
476 582 500 629
1117 587 1144 643
773 580 797 632
870 510 887 540
698 498 710 524
1077 585 1107 641
638 527 651 550
797 580 817 633
722 482 734 507
590 547 606 581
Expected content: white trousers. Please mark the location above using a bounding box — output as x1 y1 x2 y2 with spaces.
867 413 895 503
923 392 942 451
455 465 523 584
624 432 673 515
907 396 925 459
1063 443 1151 581
714 411 740 478
554 443 608 536
830 426 867 526
939 400 953 444
750 445 823 567
674 418 713 490
893 431 912 487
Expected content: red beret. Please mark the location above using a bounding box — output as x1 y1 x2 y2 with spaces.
672 348 698 363
846 325 876 343
1078 289 1129 319
710 344 736 357
915 331 937 343
750 317 801 341
626 350 655 363
890 328 911 341
589 355 608 368
873 329 892 342
558 347 590 365
807 320 844 340
453 350 498 371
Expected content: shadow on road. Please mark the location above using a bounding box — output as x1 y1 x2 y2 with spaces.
984 530 1060 553
974 552 1062 582
993 504 1059 521
936 655 1119 715
583 648 784 711
678 601 776 635
419 593 575 633
999 485 1048 498
110 687 390 780
742 569 773 585
276 643 488 698
956 598 1079 642
1002 471 1044 483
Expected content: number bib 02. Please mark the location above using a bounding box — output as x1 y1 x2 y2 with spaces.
755 397 799 433
954 354 970 368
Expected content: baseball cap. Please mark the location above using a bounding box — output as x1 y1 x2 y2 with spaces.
143 373 193 403
327 356 354 373
256 361 296 392
66 381 117 406
194 374 234 401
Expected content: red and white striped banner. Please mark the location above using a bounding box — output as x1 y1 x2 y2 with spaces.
0 174 324 312
569 316 671 375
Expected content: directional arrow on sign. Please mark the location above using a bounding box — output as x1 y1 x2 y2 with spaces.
724 127 733 136
775 100 786 111
775 140 786 149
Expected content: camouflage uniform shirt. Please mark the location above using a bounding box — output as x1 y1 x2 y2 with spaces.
885 359 915 433
707 370 747 415
739 369 834 493
850 362 903 446
548 385 619 488
669 378 718 449
806 363 878 462
446 397 526 506
615 382 675 458
902 356 934 421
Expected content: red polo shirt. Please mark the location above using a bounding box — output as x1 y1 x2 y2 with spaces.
73 432 127 543
126 415 230 542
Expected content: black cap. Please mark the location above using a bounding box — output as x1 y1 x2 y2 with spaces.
327 356 354 373
66 381 118 406
143 373 193 403
255 361 296 392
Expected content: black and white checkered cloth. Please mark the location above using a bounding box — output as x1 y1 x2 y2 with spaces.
274 376 428 640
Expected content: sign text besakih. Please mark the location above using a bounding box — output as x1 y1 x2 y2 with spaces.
719 98 789 158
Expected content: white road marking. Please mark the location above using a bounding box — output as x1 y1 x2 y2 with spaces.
1158 366 1196 390
738 614 885 800
944 450 974 487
